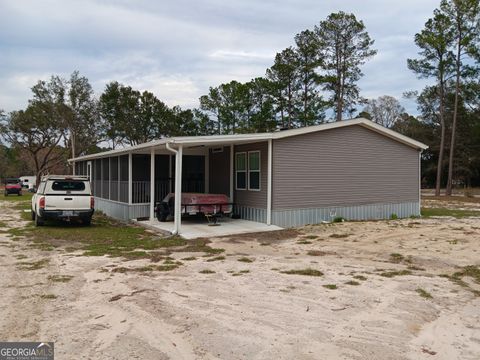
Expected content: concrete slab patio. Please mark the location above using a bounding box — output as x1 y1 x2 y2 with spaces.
136 217 283 239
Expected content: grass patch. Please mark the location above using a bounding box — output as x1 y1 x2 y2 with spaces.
421 207 480 218
353 275 367 281
9 211 226 259
111 263 180 273
48 275 73 283
323 284 337 289
199 269 215 274
281 268 323 277
452 265 480 284
329 233 350 239
232 270 250 276
182 256 197 261
307 250 328 256
206 255 226 262
379 270 412 278
416 288 433 299
237 257 254 263
39 294 57 300
17 258 49 270
345 280 360 286
389 253 405 263
1 193 33 203
180 238 225 255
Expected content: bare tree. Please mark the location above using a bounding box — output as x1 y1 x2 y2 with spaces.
363 95 405 128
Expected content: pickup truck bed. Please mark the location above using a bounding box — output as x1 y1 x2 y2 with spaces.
32 175 94 226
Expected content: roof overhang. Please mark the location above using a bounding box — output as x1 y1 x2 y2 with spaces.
69 118 428 163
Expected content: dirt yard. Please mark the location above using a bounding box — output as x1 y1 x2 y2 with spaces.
0 198 480 360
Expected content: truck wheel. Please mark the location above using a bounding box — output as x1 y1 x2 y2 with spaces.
35 212 44 226
82 217 92 226
18 192 21 196
4 192 7 197
31 210 36 221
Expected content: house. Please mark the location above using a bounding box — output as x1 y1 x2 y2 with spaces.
70 118 428 235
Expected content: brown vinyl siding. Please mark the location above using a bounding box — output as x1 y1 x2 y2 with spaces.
209 147 230 196
234 141 268 209
272 125 420 210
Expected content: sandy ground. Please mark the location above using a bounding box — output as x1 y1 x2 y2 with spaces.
1 200 480 359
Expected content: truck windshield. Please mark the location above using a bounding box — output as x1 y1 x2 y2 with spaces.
6 179 20 184
51 181 86 191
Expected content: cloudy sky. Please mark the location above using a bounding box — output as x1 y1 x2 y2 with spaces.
0 0 440 115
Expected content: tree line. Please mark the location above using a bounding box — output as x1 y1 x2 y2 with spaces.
1 1 480 191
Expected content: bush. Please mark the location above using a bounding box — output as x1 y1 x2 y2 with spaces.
332 216 345 223
389 213 398 220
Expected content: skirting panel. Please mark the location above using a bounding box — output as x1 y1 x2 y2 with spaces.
272 201 420 228
236 205 267 223
95 198 149 221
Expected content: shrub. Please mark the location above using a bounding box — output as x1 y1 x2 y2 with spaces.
332 216 345 223
390 213 398 220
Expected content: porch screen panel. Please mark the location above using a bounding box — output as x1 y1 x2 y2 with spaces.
110 157 119 201
119 155 129 203
94 159 102 197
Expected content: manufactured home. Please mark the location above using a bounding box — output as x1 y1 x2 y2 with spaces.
69 118 427 236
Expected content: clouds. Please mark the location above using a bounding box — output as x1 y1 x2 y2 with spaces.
0 0 439 114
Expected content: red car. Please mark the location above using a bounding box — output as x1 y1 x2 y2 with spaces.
4 178 22 196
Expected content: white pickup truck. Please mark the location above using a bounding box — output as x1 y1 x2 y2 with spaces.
31 175 94 226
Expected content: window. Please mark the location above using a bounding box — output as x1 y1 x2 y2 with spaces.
248 151 261 191
51 180 86 191
235 152 247 190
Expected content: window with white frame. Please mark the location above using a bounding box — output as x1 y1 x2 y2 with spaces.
248 151 260 191
235 152 247 190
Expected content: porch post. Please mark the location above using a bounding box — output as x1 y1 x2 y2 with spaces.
168 155 172 193
150 148 155 221
205 149 209 193
128 153 132 205
174 145 183 234
267 139 272 225
108 157 111 200
72 161 76 175
230 144 234 201
100 159 104 198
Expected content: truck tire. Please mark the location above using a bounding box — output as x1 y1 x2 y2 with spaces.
157 202 169 222
31 210 36 221
82 216 92 226
35 212 44 226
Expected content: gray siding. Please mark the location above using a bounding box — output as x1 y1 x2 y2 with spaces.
272 201 419 228
234 141 268 209
209 147 230 196
272 125 420 210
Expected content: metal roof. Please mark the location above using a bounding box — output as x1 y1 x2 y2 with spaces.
69 118 428 162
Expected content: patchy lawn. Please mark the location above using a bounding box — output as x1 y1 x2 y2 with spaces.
0 195 479 359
